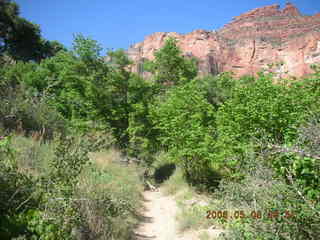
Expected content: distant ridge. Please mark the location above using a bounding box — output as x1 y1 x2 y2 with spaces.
128 2 320 77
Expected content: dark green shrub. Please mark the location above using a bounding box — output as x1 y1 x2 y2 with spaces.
196 72 237 109
127 75 160 164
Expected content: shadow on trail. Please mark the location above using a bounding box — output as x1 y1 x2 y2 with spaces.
132 191 155 240
133 233 156 239
153 163 176 184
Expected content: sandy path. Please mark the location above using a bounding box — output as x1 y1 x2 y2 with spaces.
134 189 179 240
134 189 224 240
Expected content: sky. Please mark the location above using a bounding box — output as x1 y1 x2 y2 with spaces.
16 0 320 52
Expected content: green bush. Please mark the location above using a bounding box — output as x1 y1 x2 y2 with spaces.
268 116 320 201
0 136 40 239
215 72 318 175
0 133 111 239
150 80 218 188
0 67 67 138
128 37 199 163
127 75 160 164
214 150 320 240
196 72 237 109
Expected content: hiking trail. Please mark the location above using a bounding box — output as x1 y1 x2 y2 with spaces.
134 189 224 240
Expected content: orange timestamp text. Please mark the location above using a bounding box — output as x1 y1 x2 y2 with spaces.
206 210 294 220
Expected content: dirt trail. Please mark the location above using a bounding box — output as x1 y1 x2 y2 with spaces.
134 189 223 240
134 189 180 240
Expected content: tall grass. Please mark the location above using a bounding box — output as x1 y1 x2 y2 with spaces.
2 135 143 240
11 135 55 175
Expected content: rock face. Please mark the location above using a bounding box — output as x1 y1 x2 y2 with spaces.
128 3 320 77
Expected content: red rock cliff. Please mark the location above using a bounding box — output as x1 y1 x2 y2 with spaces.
128 3 320 77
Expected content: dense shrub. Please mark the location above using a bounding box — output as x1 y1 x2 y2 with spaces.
150 80 218 187
0 136 39 239
267 116 320 201
215 73 319 174
127 75 159 163
127 37 200 164
0 133 113 239
196 72 237 109
215 150 320 240
0 84 66 139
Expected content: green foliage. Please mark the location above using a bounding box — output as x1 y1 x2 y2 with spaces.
0 0 65 62
127 75 160 162
215 73 317 174
89 49 132 147
269 117 320 201
36 134 108 239
144 37 198 87
0 133 111 239
49 134 106 193
128 38 199 162
1 133 142 239
215 152 320 240
1 61 37 88
73 34 102 63
30 51 96 123
1 33 153 151
0 136 39 239
15 35 108 131
74 151 143 239
271 153 319 201
0 67 66 138
196 72 237 108
150 80 217 186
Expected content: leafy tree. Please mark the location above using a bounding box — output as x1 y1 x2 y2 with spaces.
127 38 200 161
72 34 102 63
125 38 200 163
89 49 133 148
0 0 65 61
11 35 104 130
144 37 198 87
196 72 237 109
150 80 217 186
38 40 67 59
4 34 139 148
215 72 319 174
127 75 159 163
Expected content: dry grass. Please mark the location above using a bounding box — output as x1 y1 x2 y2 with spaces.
75 148 143 239
11 135 55 176
10 136 143 240
89 147 121 168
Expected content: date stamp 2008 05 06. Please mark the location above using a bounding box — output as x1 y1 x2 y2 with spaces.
206 210 294 220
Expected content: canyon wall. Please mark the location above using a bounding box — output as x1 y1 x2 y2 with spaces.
127 3 320 77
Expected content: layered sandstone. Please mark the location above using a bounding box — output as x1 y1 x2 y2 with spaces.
127 3 320 77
